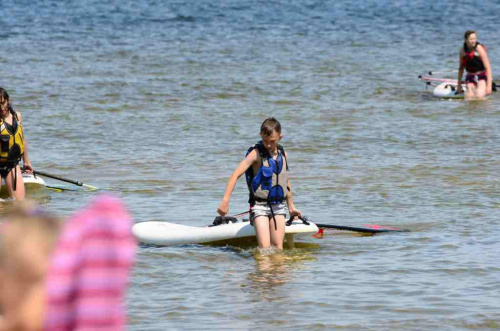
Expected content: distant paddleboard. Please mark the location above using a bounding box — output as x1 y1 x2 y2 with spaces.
432 82 465 99
419 73 465 99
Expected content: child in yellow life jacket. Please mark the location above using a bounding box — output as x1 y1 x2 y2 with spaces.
0 88 33 201
217 117 302 251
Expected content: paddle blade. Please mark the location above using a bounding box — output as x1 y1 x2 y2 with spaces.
312 228 324 239
82 184 99 191
361 224 409 232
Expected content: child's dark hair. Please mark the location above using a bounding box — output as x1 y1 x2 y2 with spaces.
463 30 478 51
0 87 15 114
260 117 281 136
464 30 476 40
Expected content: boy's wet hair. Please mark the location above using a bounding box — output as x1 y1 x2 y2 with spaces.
260 117 281 136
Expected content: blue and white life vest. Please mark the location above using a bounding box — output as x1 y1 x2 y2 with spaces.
245 141 288 205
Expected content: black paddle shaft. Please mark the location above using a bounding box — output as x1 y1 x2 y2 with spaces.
315 223 410 234
34 170 84 186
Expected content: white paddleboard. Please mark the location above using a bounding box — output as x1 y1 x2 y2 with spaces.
133 219 319 246
0 172 46 198
433 82 465 99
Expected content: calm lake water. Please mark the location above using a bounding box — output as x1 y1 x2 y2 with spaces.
1 0 500 329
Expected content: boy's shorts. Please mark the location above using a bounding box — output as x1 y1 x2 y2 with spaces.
250 202 286 224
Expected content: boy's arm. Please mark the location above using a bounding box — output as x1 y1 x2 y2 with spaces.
285 178 301 218
217 150 258 216
284 152 302 218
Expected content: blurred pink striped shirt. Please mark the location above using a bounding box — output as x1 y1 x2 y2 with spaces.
44 195 136 331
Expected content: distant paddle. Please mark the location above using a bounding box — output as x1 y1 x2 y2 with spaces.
45 185 79 192
33 170 98 191
427 70 458 75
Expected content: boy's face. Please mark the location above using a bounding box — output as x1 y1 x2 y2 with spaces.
260 131 283 153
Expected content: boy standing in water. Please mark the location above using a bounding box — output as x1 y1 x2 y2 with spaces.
217 117 302 250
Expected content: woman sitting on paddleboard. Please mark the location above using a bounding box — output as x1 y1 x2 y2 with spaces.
457 30 493 99
217 117 302 251
0 88 33 201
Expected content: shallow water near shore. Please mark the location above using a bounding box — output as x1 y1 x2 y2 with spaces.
2 0 500 329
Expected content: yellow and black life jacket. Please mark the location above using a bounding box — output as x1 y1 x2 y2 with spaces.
0 111 24 163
